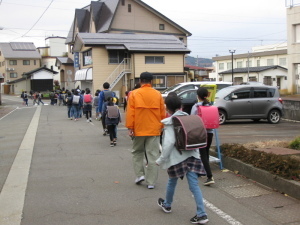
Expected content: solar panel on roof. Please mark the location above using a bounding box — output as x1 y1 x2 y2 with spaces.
10 42 36 51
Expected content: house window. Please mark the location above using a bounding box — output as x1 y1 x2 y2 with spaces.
279 58 286 66
227 62 232 70
128 4 131 12
237 61 243 68
122 0 125 5
109 50 125 64
246 60 252 67
249 76 257 82
34 60 36 65
145 56 164 64
0 51 1 56
257 60 260 67
23 60 30 65
295 24 300 43
82 49 92 66
267 59 274 66
219 63 224 70
10 72 17 78
152 75 166 88
179 37 184 42
263 76 272 85
159 24 165 30
9 60 17 65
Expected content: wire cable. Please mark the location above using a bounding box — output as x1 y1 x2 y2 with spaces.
21 0 55 37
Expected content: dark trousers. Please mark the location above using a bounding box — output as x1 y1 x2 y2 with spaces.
102 113 106 130
107 125 116 141
200 132 213 179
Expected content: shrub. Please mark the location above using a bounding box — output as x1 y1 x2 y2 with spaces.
289 136 300 150
221 143 300 181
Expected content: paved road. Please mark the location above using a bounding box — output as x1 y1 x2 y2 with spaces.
0 95 299 225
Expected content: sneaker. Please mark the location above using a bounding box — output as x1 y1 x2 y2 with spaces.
89 118 92 122
204 177 215 186
110 142 114 147
147 185 155 189
87 119 89 122
190 215 209 224
135 176 145 184
103 130 107 136
157 198 171 213
113 141 117 146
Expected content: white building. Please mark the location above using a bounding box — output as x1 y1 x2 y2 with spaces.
210 43 288 94
287 3 300 94
37 37 68 87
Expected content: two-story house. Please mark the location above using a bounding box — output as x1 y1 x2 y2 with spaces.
210 43 288 94
65 0 191 98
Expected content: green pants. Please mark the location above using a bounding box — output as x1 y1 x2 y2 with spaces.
132 136 160 186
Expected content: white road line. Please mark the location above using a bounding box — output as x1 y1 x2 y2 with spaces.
204 199 243 225
0 107 18 121
0 106 41 225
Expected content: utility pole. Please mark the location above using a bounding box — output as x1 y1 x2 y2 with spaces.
229 50 236 84
247 51 250 82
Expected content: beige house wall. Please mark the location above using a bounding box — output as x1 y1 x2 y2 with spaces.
0 54 5 78
5 59 40 82
287 6 300 94
111 0 187 43
133 53 184 77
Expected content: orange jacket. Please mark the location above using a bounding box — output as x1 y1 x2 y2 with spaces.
126 84 165 136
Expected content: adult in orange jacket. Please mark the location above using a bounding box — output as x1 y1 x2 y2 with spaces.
126 72 166 189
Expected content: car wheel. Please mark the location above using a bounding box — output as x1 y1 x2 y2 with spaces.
219 110 227 125
267 109 281 124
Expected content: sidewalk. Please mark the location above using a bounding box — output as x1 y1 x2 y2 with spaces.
0 97 300 225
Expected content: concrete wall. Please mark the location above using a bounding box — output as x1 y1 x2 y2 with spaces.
283 100 300 121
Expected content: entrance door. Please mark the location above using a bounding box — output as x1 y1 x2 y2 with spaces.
277 78 281 89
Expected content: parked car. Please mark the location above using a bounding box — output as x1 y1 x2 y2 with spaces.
177 82 232 114
214 85 283 124
161 81 232 98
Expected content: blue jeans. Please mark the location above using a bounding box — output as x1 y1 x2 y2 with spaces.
164 171 207 217
71 105 80 118
67 105 72 118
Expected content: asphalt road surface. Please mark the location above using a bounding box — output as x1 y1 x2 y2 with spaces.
0 94 299 225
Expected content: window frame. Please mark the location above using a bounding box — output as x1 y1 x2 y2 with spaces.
152 75 166 88
219 63 224 70
82 49 92 66
108 50 125 64
9 60 17 65
267 59 274 66
145 56 164 64
23 60 30 65
159 24 165 30
237 61 243 68
10 72 17 78
128 4 131 12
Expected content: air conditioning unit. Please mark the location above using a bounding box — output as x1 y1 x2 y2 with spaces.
6 68 15 71
6 79 10 83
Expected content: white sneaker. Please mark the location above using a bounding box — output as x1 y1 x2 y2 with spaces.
147 185 155 189
135 176 145 184
87 119 89 122
89 118 92 122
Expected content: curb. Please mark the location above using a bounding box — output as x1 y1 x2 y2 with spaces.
220 155 300 200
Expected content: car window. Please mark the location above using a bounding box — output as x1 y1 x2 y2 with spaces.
232 90 250 99
180 90 197 100
161 84 181 94
175 85 195 94
268 89 275 97
253 89 268 98
216 84 231 92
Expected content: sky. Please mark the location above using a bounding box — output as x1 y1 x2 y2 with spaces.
0 0 291 59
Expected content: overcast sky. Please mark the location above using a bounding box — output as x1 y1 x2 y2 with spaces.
0 0 289 58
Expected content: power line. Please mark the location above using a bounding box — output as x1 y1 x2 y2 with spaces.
21 0 55 37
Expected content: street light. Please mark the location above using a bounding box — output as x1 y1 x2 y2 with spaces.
229 49 235 84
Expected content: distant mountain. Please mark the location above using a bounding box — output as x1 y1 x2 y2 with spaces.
185 56 214 67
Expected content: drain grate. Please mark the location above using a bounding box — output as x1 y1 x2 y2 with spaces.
222 184 271 198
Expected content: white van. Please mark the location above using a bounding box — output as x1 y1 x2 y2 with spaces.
161 81 232 98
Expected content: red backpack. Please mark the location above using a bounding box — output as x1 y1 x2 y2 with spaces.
197 105 220 129
84 94 92 103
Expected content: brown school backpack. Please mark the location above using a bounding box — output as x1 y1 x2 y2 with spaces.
172 115 207 154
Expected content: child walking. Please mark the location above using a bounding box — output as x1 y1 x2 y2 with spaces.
103 97 121 147
156 95 209 224
190 87 215 186
83 89 93 122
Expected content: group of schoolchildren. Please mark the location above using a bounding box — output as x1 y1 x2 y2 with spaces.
21 90 44 106
64 84 121 147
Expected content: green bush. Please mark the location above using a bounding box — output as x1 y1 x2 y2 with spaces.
221 143 300 181
289 136 300 150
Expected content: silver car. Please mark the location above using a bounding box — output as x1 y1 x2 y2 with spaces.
214 85 284 124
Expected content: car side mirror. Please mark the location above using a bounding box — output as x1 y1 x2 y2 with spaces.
231 95 238 99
